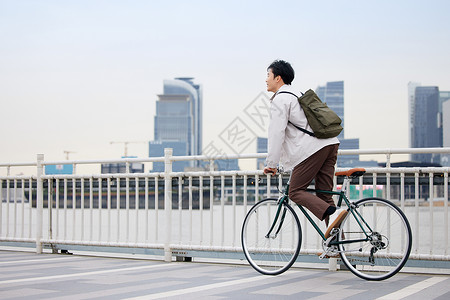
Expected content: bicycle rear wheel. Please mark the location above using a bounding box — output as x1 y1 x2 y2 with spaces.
338 197 412 280
241 198 301 275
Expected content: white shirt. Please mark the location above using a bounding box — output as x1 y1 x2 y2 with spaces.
266 84 340 171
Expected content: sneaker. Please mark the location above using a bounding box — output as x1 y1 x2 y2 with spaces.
324 209 348 239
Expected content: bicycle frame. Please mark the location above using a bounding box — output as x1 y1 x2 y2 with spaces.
267 176 375 246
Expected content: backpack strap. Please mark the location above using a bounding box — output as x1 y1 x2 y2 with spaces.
277 91 299 97
288 121 315 137
276 91 315 137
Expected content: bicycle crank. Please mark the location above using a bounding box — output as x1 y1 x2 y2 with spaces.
320 230 340 259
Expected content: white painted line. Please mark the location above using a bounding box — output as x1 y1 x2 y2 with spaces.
0 256 81 265
376 276 448 300
0 263 174 285
126 273 277 300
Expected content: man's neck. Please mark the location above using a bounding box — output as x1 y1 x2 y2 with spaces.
275 84 287 93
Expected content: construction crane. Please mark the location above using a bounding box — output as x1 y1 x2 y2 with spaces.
63 150 76 160
110 141 147 157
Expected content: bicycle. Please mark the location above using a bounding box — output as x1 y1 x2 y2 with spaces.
241 168 412 281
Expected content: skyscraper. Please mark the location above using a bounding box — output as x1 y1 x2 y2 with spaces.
442 98 450 167
316 81 362 167
411 86 440 163
256 137 268 169
337 138 360 167
316 81 344 139
439 91 450 149
154 94 192 148
163 78 203 156
408 82 421 147
149 78 203 171
439 91 450 109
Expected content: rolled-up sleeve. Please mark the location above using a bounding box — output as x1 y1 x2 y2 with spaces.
265 96 289 168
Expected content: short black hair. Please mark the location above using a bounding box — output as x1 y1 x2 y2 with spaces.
267 60 295 85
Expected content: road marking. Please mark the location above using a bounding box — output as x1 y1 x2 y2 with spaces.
126 272 279 299
0 263 174 285
376 276 448 300
0 256 81 265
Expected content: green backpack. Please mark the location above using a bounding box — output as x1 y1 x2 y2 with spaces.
278 89 343 139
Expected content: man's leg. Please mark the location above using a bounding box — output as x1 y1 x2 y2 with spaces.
315 144 339 225
315 144 339 205
289 144 338 220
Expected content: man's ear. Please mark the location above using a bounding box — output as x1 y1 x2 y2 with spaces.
276 75 284 85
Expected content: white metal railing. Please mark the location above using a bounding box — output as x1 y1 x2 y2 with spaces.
1 148 449 266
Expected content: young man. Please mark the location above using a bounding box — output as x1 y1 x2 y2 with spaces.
263 60 343 230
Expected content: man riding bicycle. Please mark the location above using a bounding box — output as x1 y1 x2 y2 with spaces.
263 60 343 229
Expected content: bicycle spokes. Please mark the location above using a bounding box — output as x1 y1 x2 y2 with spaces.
241 198 302 276
338 198 412 281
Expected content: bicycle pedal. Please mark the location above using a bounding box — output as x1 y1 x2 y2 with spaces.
317 251 339 259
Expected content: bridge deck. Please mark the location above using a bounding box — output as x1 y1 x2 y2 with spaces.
0 250 449 299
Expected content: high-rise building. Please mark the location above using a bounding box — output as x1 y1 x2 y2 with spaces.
316 81 363 167
408 82 421 147
411 86 440 163
337 138 359 167
439 91 450 148
442 98 450 167
163 78 202 156
154 94 192 147
256 137 268 169
316 81 344 139
150 78 203 171
439 91 450 109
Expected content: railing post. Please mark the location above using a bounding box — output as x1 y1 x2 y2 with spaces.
164 148 173 262
36 154 44 254
386 153 391 200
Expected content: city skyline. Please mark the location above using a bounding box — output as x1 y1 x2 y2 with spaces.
1 1 450 173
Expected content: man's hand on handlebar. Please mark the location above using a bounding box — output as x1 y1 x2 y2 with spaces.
263 167 277 176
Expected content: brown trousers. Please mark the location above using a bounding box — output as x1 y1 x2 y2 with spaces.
289 144 339 220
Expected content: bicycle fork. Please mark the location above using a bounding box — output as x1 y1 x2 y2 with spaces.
265 197 288 239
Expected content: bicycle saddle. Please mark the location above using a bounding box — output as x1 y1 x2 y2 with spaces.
335 168 366 178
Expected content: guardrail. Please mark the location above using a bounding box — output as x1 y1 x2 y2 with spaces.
1 148 449 269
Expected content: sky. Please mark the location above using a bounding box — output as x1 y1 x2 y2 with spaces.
1 0 450 174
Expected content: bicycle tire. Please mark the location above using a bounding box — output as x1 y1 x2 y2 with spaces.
337 197 412 281
241 198 302 275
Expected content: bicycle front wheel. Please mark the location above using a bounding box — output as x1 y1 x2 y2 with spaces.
241 198 302 275
338 197 412 281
